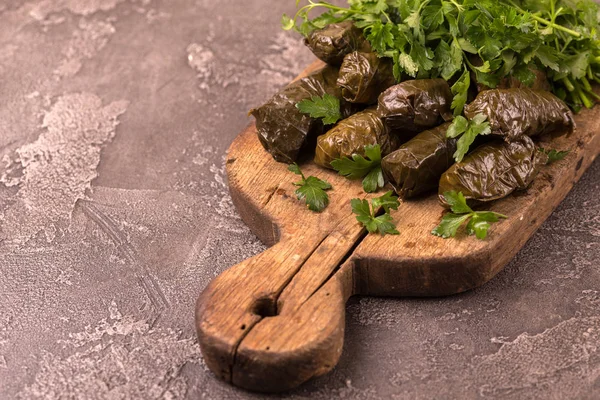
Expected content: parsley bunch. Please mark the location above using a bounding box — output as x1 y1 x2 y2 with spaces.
284 0 600 112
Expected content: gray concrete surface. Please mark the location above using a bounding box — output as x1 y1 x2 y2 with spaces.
0 1 598 399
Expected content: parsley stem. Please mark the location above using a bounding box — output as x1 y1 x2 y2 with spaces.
291 2 354 30
381 11 392 24
292 1 392 29
503 0 581 38
550 1 561 50
533 15 580 37
532 16 580 37
575 84 594 108
449 0 464 12
581 77 592 93
562 77 575 92
584 88 600 102
561 38 572 53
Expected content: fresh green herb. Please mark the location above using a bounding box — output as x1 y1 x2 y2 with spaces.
540 148 570 164
288 163 332 212
296 93 342 125
351 191 400 235
446 114 492 162
330 144 385 193
284 0 600 111
432 191 507 240
450 68 471 116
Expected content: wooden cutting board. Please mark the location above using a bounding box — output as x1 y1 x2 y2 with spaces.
195 61 600 392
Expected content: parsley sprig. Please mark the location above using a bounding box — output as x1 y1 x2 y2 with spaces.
284 0 600 112
331 144 385 193
540 148 570 164
351 191 400 235
296 94 342 125
432 191 507 240
446 114 492 162
289 163 332 212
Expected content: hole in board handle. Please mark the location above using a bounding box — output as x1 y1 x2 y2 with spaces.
252 297 278 318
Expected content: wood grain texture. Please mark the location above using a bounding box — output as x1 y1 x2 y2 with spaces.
196 61 600 392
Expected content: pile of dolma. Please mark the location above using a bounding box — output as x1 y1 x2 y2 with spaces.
251 21 576 211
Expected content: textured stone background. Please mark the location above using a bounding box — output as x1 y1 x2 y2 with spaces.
0 1 598 399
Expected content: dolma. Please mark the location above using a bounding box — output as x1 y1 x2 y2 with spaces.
251 66 354 164
381 122 456 198
304 21 372 66
377 79 453 140
465 87 575 141
438 136 548 207
314 108 397 168
337 51 396 104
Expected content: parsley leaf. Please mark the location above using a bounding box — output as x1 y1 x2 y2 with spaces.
288 163 332 212
446 114 492 162
535 45 561 72
363 166 385 193
442 190 473 214
371 190 400 213
432 191 507 240
540 148 570 164
435 39 463 81
330 144 385 193
351 191 400 235
433 213 472 238
422 4 445 30
397 52 420 77
281 14 295 30
296 94 342 125
450 68 470 116
366 21 394 54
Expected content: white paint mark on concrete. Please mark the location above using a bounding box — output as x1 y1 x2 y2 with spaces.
18 303 200 399
186 43 214 91
186 31 312 103
474 316 600 398
29 0 127 21
0 93 128 245
55 19 116 78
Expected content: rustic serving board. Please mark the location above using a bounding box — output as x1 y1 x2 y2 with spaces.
195 61 600 392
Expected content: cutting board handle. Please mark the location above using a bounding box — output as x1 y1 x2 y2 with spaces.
196 216 362 392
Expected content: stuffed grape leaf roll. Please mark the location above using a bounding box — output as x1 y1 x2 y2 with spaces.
304 21 372 66
377 79 453 139
438 136 548 207
251 66 354 164
464 87 575 141
381 122 456 198
314 108 397 168
337 52 396 104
